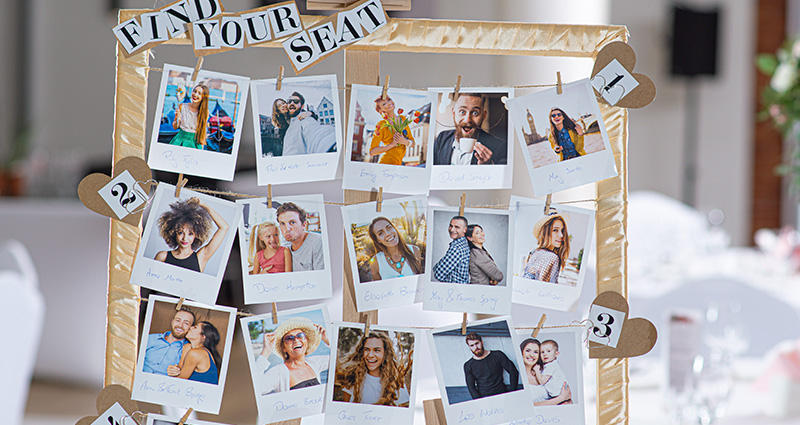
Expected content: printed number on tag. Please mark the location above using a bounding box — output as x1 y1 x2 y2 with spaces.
590 58 639 107
90 402 132 425
587 304 626 348
98 170 146 220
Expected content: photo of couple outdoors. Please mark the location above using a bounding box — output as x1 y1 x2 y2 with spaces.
348 200 426 283
516 207 590 287
332 327 415 407
243 201 325 274
431 321 523 404
142 301 230 385
349 87 432 167
431 211 508 286
246 310 330 394
254 78 338 157
156 70 244 154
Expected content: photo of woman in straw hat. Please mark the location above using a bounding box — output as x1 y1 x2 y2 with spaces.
252 314 330 394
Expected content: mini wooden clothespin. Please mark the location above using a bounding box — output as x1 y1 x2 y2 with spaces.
376 187 383 212
532 314 547 338
175 297 185 311
453 74 462 100
556 71 563 95
276 65 284 91
458 193 466 216
363 314 371 335
271 302 279 324
175 174 188 197
191 57 204 82
381 75 390 100
544 193 553 215
267 184 273 209
178 408 194 425
461 312 468 335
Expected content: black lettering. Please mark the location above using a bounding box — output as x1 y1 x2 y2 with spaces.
244 12 271 42
164 1 192 34
192 0 219 20
309 24 337 54
336 12 363 45
289 33 314 64
220 20 243 46
116 20 143 50
142 13 165 41
355 1 385 32
271 6 299 34
195 21 218 47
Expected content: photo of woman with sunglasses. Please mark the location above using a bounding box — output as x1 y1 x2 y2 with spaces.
253 316 330 394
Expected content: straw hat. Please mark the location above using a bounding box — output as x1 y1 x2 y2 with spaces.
532 211 569 240
273 317 321 359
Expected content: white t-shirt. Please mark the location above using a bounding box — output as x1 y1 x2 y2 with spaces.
255 353 329 395
348 374 411 406
542 360 567 398
177 104 198 133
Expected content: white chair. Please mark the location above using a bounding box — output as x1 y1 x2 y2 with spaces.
0 240 45 425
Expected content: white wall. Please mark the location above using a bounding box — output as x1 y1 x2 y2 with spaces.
611 0 756 245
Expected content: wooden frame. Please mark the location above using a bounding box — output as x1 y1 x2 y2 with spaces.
107 11 630 425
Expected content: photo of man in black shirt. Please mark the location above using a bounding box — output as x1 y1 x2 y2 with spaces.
462 332 520 400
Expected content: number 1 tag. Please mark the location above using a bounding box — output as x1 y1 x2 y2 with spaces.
98 170 147 220
587 304 626 348
590 58 639 107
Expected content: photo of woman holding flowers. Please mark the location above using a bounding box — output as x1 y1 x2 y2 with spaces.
369 95 422 166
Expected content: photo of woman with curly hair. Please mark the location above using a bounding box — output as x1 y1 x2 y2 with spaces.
333 329 414 407
154 197 230 273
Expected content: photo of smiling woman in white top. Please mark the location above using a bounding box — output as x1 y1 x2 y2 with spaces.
334 330 411 406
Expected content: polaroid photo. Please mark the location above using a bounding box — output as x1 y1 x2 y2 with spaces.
132 295 237 414
343 84 437 194
236 194 332 304
250 74 342 185
240 304 332 423
428 87 515 190
427 316 534 425
506 79 617 197
147 64 250 181
146 413 232 425
130 183 241 305
515 328 585 425
423 206 512 315
510 196 595 312
341 196 427 311
325 322 420 425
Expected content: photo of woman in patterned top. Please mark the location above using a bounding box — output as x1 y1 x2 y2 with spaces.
547 107 586 162
522 212 570 283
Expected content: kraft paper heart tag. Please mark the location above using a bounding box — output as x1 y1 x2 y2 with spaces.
590 41 656 109
588 291 657 359
78 156 153 226
75 385 142 425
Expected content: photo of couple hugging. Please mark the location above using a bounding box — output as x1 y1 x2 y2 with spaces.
142 304 229 385
432 213 506 286
256 79 338 157
246 202 325 274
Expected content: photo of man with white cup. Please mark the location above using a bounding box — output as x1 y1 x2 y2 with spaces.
432 92 508 165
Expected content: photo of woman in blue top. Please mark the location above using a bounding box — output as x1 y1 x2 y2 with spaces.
547 107 586 161
172 321 222 385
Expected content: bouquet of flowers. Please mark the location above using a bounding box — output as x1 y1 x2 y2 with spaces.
757 37 800 189
378 109 421 134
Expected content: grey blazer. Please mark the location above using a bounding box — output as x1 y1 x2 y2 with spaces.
469 247 504 285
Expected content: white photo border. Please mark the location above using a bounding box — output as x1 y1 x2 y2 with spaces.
132 295 237 415
147 63 250 181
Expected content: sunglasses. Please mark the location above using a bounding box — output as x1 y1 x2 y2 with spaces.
287 98 302 105
550 112 563 118
283 332 307 343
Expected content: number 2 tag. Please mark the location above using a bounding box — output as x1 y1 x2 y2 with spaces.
98 170 146 220
587 304 626 348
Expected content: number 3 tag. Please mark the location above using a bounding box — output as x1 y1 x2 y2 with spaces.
98 170 147 220
587 304 626 348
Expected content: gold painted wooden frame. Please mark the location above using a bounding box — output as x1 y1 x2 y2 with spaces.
108 11 629 425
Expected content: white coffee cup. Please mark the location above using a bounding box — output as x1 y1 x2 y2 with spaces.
459 137 477 153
